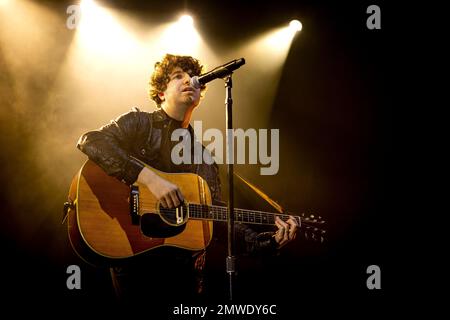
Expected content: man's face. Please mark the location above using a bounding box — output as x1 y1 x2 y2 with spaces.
160 67 201 109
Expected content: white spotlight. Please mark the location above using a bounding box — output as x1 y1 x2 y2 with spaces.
158 14 200 55
289 20 302 32
80 0 95 11
179 15 194 27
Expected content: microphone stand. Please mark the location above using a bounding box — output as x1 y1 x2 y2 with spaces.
224 74 236 301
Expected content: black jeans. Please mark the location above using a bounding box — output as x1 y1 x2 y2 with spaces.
109 251 204 306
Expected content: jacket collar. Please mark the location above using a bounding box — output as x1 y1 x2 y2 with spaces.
152 108 170 122
153 108 194 133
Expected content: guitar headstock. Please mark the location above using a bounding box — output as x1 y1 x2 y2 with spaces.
297 213 326 243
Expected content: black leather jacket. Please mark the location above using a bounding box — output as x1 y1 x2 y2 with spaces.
77 107 277 255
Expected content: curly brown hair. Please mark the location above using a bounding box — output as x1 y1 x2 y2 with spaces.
149 54 206 107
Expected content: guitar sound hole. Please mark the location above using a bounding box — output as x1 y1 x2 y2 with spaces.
159 202 188 225
140 213 186 238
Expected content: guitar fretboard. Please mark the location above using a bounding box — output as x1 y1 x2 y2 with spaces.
187 203 299 226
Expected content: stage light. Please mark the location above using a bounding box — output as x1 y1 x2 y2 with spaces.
157 13 201 56
179 15 194 27
289 20 302 32
262 20 302 53
80 0 95 11
75 0 139 58
264 28 296 53
228 21 303 128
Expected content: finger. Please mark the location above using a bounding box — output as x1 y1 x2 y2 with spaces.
283 227 290 241
275 218 284 229
294 216 301 228
276 229 285 239
274 234 282 244
275 216 289 228
169 191 180 207
160 198 168 208
273 229 282 241
275 220 286 237
287 218 298 233
278 217 290 236
164 194 175 208
288 230 296 240
176 189 184 202
288 216 299 227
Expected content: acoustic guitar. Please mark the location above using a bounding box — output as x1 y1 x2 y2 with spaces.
66 160 325 265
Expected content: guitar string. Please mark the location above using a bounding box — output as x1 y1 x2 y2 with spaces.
188 204 323 226
161 202 322 220
162 206 296 222
157 206 325 231
155 203 322 222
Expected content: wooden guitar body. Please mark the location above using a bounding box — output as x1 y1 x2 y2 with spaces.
67 160 213 265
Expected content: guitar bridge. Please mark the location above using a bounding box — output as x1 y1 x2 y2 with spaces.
129 185 140 225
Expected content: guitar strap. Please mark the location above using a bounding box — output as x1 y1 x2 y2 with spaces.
233 172 285 214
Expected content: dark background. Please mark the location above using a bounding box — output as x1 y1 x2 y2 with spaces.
0 0 401 316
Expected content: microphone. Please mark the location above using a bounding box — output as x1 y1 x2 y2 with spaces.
190 58 245 89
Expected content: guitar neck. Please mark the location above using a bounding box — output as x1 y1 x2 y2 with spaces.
187 203 300 226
